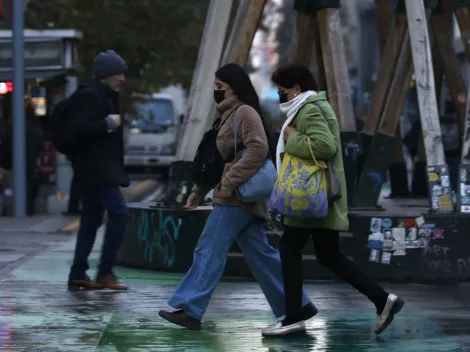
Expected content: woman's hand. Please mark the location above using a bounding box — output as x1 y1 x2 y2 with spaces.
283 126 296 141
186 191 201 208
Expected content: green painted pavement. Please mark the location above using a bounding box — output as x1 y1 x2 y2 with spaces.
0 229 465 351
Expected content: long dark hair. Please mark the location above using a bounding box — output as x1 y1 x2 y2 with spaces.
215 63 274 159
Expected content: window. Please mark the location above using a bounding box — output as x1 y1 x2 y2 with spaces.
127 98 175 131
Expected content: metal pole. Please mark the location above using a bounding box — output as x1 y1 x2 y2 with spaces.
12 0 26 217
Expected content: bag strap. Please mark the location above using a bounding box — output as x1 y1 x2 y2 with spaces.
306 136 326 169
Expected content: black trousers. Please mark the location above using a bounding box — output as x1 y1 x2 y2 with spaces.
67 174 80 213
26 170 38 216
280 225 389 322
70 186 128 279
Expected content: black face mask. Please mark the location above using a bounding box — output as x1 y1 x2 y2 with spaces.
278 92 288 104
214 90 226 104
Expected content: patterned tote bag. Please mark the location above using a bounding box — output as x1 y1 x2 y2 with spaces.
269 136 328 218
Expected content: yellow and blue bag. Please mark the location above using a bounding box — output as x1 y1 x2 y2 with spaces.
269 137 328 218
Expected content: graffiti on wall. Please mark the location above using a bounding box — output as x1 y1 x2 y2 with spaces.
136 210 182 267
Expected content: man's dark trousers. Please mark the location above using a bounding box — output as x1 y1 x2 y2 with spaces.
67 174 81 213
69 185 128 279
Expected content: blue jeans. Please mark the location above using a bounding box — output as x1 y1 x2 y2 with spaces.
168 205 311 320
69 186 128 279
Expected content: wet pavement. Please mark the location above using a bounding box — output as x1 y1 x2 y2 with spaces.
1 228 470 351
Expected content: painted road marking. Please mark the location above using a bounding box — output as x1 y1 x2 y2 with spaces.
59 179 154 233
142 183 165 203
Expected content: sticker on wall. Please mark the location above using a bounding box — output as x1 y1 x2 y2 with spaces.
418 228 432 238
383 239 393 251
382 218 393 228
392 228 406 255
396 218 417 229
393 248 406 256
415 216 425 226
370 218 382 233
383 230 393 251
367 232 384 249
392 227 405 239
432 228 445 240
381 252 392 265
405 227 418 248
417 237 430 248
416 228 431 248
441 175 450 187
461 205 470 213
369 249 380 263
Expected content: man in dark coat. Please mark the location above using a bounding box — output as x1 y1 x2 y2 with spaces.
68 50 129 291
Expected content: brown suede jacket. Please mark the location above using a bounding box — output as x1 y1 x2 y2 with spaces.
192 95 270 220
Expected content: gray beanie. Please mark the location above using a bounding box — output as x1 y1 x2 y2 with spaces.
93 50 127 78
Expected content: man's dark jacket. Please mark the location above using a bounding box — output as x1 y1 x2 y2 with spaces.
69 79 129 188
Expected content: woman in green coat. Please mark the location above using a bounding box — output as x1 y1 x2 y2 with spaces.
262 64 405 338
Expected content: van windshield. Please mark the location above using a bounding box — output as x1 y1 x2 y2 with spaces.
127 98 175 131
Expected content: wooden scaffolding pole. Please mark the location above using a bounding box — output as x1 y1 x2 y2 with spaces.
376 0 391 54
413 0 465 197
290 11 326 90
354 12 414 207
455 0 470 213
360 12 408 139
290 1 359 205
316 4 361 206
176 0 233 161
358 5 409 198
454 2 470 62
431 0 466 131
317 8 356 132
405 0 453 213
377 0 412 198
354 1 413 207
164 0 233 207
165 0 266 207
212 0 266 133
221 0 267 66
355 0 451 209
290 12 316 66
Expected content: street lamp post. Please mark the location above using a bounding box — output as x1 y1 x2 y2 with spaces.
12 0 26 217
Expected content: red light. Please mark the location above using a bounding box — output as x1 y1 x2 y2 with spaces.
0 81 13 95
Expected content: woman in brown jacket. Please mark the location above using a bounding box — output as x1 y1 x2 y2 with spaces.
159 63 316 330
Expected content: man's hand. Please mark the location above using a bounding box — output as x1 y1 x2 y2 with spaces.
283 126 296 141
109 114 122 127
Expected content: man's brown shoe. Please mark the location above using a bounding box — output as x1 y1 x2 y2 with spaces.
96 273 128 291
68 276 104 291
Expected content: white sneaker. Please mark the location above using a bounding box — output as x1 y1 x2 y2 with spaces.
374 293 405 335
262 321 306 338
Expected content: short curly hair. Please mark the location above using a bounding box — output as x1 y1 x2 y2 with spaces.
271 63 318 92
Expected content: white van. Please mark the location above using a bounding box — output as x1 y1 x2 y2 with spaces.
124 93 184 176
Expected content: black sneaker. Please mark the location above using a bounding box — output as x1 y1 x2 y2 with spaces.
300 303 318 321
158 309 202 330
